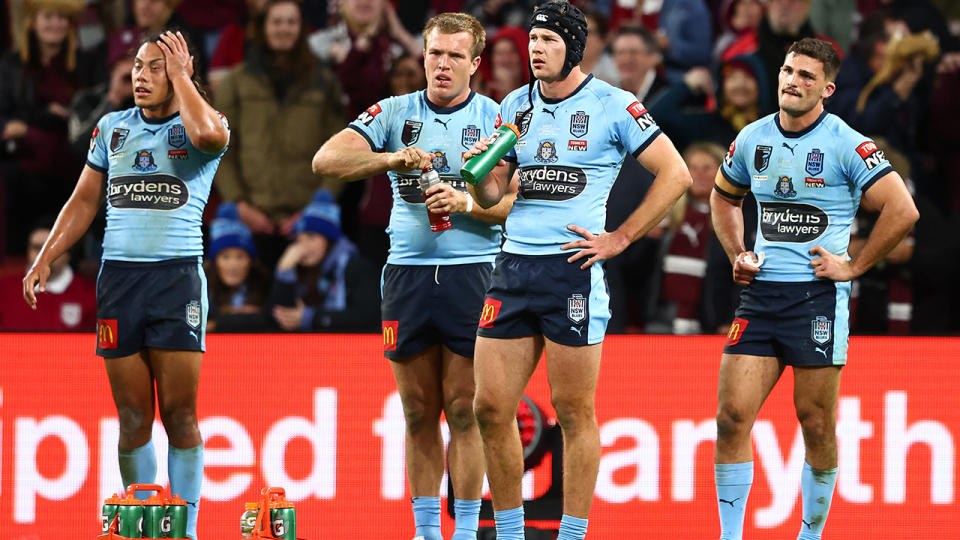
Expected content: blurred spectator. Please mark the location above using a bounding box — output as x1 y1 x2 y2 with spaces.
175 0 246 58
475 25 528 103
656 0 712 81
464 0 535 29
612 25 667 103
308 0 421 118
721 0 842 113
1 0 87 256
808 0 856 53
272 190 380 332
208 0 269 94
828 11 890 122
712 0 763 64
67 28 137 159
114 0 207 76
647 142 724 334
649 55 769 151
352 53 427 269
215 0 345 269
582 7 619 85
0 219 96 330
204 203 272 332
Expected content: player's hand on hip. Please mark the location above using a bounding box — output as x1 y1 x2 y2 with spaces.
561 225 629 270
733 251 761 285
22 263 50 310
424 182 468 213
389 147 433 172
809 245 855 281
156 31 195 82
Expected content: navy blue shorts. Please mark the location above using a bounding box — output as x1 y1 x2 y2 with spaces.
96 257 207 358
476 252 610 346
724 280 850 366
380 262 493 359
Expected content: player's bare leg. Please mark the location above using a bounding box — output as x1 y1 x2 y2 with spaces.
441 346 485 539
543 339 602 519
792 366 841 540
106 350 159 500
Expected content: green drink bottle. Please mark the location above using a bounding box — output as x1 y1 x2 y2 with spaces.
117 494 144 538
162 494 188 538
102 494 122 533
460 123 520 185
270 503 297 540
141 494 165 538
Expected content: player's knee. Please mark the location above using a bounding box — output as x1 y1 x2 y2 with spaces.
716 404 752 441
444 395 476 434
159 404 198 440
117 406 151 438
797 407 835 442
551 397 595 434
473 394 510 433
400 395 441 435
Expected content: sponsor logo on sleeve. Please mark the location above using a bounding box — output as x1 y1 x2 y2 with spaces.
356 103 382 126
626 101 656 130
517 165 587 201
110 128 129 152
382 321 398 351
167 125 186 148
401 120 422 146
569 111 589 137
725 140 736 168
494 113 502 128
478 298 502 328
462 125 481 148
98 319 118 349
759 201 829 243
89 127 99 153
754 145 772 172
856 141 886 170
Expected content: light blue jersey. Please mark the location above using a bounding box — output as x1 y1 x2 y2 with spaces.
348 90 501 265
497 74 662 255
720 111 893 281
87 108 228 262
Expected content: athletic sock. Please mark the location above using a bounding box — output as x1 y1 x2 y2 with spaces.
494 506 525 540
118 440 157 501
797 461 838 540
451 498 481 540
412 496 442 540
715 462 753 540
557 514 588 540
168 444 203 540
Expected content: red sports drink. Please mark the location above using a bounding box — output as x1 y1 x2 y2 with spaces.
419 166 452 232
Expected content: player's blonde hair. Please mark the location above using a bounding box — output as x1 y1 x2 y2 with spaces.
422 13 486 59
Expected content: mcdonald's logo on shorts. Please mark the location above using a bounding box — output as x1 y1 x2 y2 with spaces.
98 319 118 349
382 320 398 351
726 318 749 346
478 298 502 328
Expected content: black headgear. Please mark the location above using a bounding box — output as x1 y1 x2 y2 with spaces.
528 1 588 78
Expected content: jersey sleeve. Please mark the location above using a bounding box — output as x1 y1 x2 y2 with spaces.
716 129 752 198
845 137 894 193
86 115 109 173
608 91 662 159
347 97 394 151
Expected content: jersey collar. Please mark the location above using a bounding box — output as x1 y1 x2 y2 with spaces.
138 108 181 125
538 74 594 105
775 109 828 139
424 90 476 114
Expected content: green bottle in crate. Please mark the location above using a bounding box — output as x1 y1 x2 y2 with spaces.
141 494 166 538
101 494 122 533
162 494 188 538
270 503 297 540
116 494 144 538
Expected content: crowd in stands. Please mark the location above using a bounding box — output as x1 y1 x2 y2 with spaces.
2 0 959 335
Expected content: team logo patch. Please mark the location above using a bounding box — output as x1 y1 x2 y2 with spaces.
110 128 129 152
805 148 824 176
754 145 772 172
132 150 158 172
382 320 398 351
60 303 82 327
357 103 382 126
167 124 186 148
811 315 832 345
856 140 886 170
567 294 586 323
479 298 502 328
431 151 450 173
726 318 748 346
805 177 824 188
462 125 481 149
513 111 531 138
569 110 589 138
568 140 588 151
98 319 118 349
185 300 201 329
725 141 736 168
401 120 422 146
626 101 656 130
534 141 558 163
773 176 797 199
168 149 188 160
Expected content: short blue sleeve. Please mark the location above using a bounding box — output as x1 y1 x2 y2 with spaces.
347 98 394 151
845 137 894 193
86 115 109 172
719 130 750 189
609 92 662 158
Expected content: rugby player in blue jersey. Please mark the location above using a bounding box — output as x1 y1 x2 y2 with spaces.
312 13 515 540
24 31 229 540
710 38 918 540
463 2 691 539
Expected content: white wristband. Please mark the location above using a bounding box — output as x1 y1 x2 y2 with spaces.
464 192 474 213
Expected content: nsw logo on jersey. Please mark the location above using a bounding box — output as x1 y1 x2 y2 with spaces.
626 102 656 131
401 120 422 146
805 148 824 176
759 201 828 243
856 141 885 170
462 125 481 149
357 103 382 126
517 165 586 201
110 128 130 152
168 125 186 148
534 141 558 163
569 111 589 138
109 174 189 210
754 145 772 172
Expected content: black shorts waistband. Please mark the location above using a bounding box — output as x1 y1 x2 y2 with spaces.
102 256 201 268
499 251 571 261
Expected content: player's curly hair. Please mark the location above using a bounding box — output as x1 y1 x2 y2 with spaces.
139 30 210 103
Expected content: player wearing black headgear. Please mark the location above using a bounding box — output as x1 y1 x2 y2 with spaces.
528 0 587 78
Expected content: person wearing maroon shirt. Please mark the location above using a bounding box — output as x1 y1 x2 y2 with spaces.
0 223 96 331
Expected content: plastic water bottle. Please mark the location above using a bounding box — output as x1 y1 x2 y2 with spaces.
419 166 453 232
460 123 520 185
